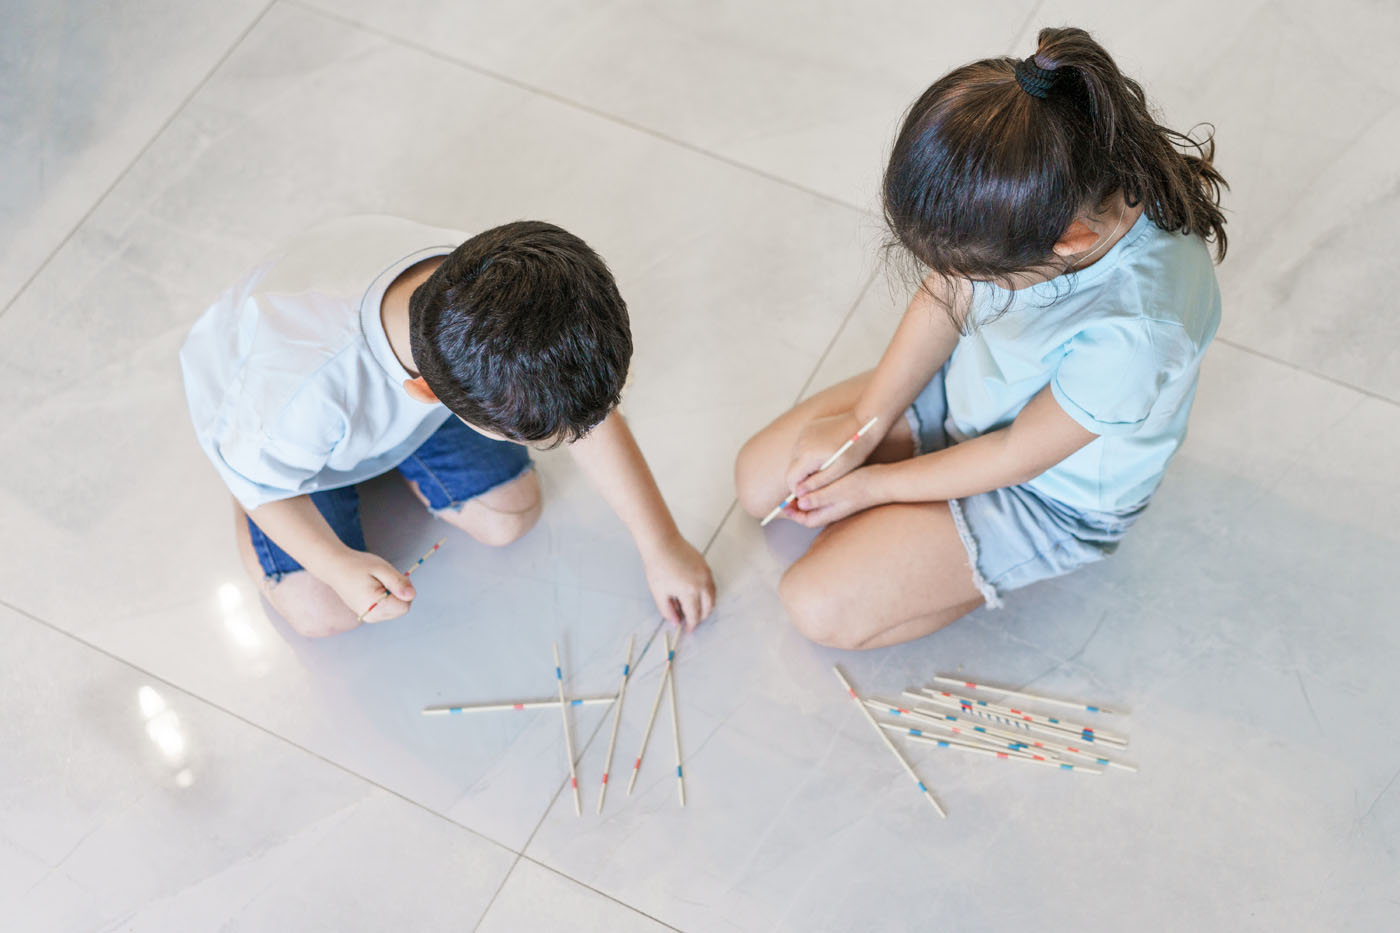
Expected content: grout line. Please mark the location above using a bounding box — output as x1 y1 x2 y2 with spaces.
0 0 280 324
1215 337 1400 410
289 0 866 216
0 595 519 857
490 263 884 913
1006 0 1048 55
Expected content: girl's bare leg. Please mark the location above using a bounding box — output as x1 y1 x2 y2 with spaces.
735 370 984 649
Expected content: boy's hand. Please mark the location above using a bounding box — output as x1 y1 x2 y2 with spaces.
788 464 886 528
641 533 715 632
783 411 883 504
322 549 417 622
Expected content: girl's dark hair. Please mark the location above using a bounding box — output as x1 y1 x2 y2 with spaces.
883 26 1228 288
409 221 632 445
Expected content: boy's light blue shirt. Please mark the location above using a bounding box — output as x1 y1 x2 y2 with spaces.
943 212 1221 513
180 216 466 511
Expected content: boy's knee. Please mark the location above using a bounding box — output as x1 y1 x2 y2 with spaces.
779 562 856 649
440 471 542 547
265 572 363 639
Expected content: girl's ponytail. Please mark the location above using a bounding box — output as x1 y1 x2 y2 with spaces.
1028 27 1228 260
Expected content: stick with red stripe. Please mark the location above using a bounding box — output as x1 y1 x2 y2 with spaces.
833 666 946 818
553 641 582 816
596 634 635 814
355 537 446 621
930 674 1122 716
627 633 676 796
880 724 1105 773
917 687 1128 746
760 417 879 526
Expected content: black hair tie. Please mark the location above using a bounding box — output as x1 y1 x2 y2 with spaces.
1015 57 1059 99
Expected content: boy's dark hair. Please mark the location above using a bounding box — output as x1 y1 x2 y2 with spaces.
409 221 632 445
884 26 1228 290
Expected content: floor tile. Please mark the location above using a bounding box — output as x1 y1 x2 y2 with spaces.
0 604 514 932
476 858 674 933
301 0 1040 210
0 0 268 310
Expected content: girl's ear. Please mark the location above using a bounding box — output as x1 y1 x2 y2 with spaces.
1051 219 1102 258
403 376 438 404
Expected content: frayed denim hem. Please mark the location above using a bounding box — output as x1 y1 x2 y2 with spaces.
947 497 1003 609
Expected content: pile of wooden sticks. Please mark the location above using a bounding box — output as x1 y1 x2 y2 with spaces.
423 632 685 815
836 667 1135 818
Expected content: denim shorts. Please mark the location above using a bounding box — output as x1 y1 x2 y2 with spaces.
906 367 1145 608
247 417 533 581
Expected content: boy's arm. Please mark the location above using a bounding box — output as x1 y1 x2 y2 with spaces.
566 410 716 630
784 280 963 494
787 385 1097 526
247 496 417 620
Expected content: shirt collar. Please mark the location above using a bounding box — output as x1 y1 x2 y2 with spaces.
358 245 455 393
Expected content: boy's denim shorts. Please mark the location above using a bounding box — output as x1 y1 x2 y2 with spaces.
906 367 1145 608
247 417 533 581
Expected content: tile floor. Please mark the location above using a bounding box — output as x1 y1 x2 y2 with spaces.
3 1 1398 930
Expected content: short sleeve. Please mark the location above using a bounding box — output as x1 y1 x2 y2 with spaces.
205 387 345 510
1050 319 1194 436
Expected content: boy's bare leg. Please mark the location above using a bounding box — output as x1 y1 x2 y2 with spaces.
405 469 542 547
233 502 361 638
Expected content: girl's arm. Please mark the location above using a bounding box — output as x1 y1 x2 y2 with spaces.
784 279 963 494
567 409 716 630
788 384 1097 526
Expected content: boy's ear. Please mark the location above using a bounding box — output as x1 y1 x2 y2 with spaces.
403 377 439 404
1052 219 1101 258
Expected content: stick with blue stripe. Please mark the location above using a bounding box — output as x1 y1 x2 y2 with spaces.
596 635 635 814
627 632 676 796
833 666 946 818
917 688 1128 747
553 641 582 816
665 632 686 807
893 693 1136 772
880 723 1104 774
930 674 1122 717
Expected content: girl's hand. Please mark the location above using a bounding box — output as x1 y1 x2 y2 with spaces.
787 465 888 528
641 533 716 632
323 549 416 622
783 412 883 502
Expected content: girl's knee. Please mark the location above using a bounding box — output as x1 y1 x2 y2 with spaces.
779 562 857 649
735 432 779 518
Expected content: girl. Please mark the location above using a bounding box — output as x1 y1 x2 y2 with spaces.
735 27 1227 650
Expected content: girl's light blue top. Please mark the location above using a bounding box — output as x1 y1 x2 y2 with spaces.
943 212 1221 513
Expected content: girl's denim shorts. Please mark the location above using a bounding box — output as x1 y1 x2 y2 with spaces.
906 368 1145 608
247 417 533 581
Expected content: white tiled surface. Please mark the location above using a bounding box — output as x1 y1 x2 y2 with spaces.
3 2 1398 930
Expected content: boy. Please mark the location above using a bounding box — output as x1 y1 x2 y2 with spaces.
181 215 714 638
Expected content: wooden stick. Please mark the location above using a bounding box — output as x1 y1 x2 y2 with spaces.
917 687 1129 746
930 674 1122 716
880 723 1104 774
760 417 880 526
356 537 447 621
596 635 635 814
893 693 1137 772
833 666 945 817
666 632 685 807
553 641 581 816
627 634 675 795
422 696 613 715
